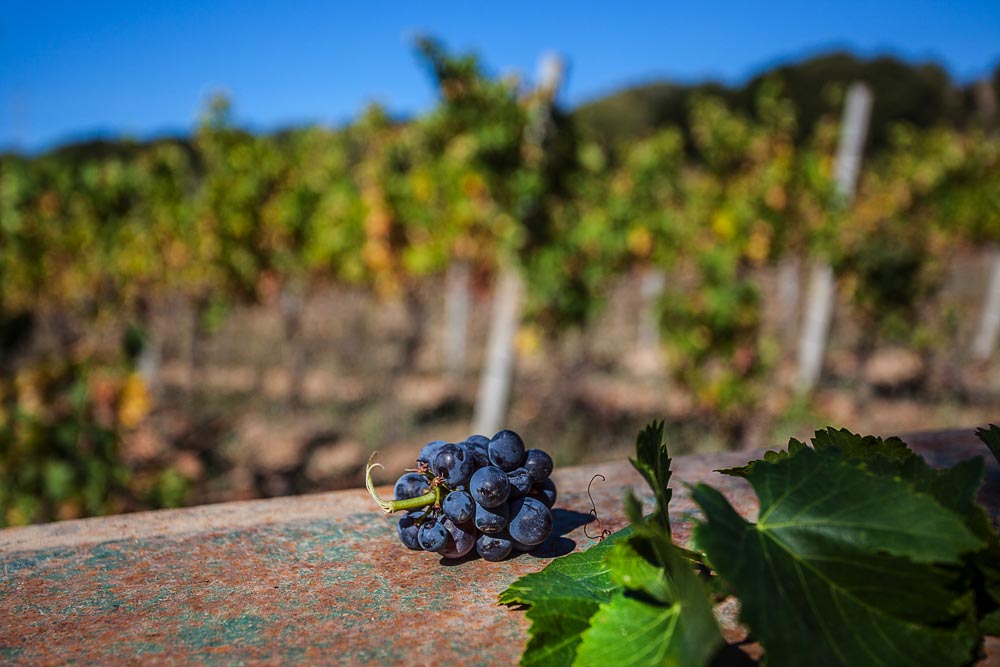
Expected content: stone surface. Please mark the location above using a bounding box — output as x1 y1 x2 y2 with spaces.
1 429 997 666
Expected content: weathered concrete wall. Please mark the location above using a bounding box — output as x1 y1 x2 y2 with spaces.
1 430 997 666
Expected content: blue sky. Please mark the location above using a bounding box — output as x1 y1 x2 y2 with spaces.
2 1 999 152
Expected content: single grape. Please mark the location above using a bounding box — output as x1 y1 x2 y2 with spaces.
476 532 513 562
530 478 557 509
469 466 511 508
465 434 490 448
393 472 430 501
523 449 553 483
488 429 526 472
431 443 474 487
439 519 476 559
442 490 475 524
507 467 532 498
475 502 509 534
508 497 553 546
417 440 447 466
462 436 490 468
397 511 424 551
417 517 449 552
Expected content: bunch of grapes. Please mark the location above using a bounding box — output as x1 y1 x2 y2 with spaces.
366 430 556 561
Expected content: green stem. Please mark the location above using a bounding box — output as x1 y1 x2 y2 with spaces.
365 452 439 514
386 490 438 512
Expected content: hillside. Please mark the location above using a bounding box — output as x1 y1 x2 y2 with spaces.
572 51 1000 150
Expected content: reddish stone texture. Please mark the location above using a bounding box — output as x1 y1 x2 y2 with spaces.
0 431 996 666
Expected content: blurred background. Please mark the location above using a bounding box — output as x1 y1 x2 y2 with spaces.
1 2 999 526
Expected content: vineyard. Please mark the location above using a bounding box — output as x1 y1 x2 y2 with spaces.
1 41 999 527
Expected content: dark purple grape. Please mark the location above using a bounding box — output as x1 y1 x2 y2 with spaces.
469 466 510 508
439 519 476 559
442 490 475 524
476 532 513 562
488 429 526 472
417 440 447 466
523 449 553 483
417 517 449 552
530 478 557 508
397 511 424 551
475 502 509 534
462 437 490 468
393 472 430 501
431 443 473 487
508 497 552 546
465 434 490 448
507 467 532 498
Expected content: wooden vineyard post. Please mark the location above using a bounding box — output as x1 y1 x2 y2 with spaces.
443 260 471 383
473 268 524 435
135 295 163 401
796 82 872 393
972 248 1000 362
638 268 665 348
776 255 801 351
631 267 666 376
472 53 563 435
971 80 998 363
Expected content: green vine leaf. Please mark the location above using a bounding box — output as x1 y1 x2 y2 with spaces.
629 420 672 535
575 538 722 667
500 529 631 667
716 427 913 478
604 529 671 603
692 445 984 667
977 424 1000 466
810 427 913 463
506 423 998 667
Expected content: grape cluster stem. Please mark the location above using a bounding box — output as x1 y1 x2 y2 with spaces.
366 452 440 514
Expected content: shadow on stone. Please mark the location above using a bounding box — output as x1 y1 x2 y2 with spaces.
526 508 595 559
438 550 480 567
551 508 594 536
528 536 575 558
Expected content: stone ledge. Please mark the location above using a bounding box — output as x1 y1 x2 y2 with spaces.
1 429 997 666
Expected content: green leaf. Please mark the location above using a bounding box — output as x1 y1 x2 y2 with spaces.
572 593 689 667
629 420 672 534
717 428 911 478
976 536 1000 635
715 438 807 478
894 455 984 519
604 532 671 603
692 446 984 667
811 427 912 464
575 542 722 667
500 529 631 667
977 424 1000 466
811 429 1000 640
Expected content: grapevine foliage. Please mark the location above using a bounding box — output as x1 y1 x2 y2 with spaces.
501 423 1000 667
980 424 1000 467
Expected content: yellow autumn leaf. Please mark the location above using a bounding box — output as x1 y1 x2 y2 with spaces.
711 210 735 241
627 227 653 258
118 373 151 429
